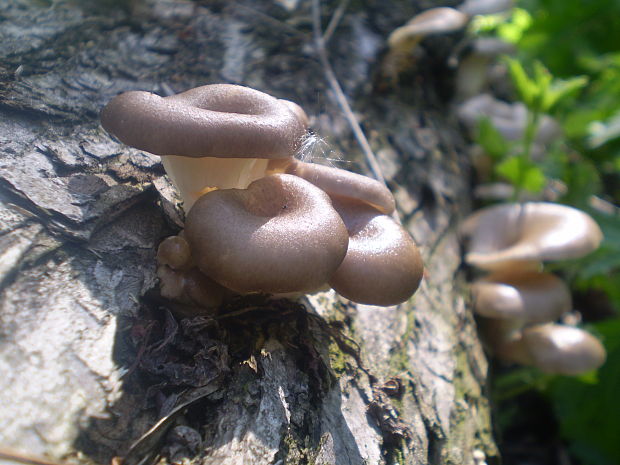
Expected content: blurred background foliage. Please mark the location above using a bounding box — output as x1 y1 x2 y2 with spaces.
469 1 620 464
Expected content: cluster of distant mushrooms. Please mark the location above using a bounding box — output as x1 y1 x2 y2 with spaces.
460 203 606 375
385 2 607 374
101 84 423 311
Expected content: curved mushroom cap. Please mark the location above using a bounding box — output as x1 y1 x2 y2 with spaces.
184 174 349 294
520 324 607 375
472 270 571 322
388 7 469 50
460 202 603 270
328 197 424 306
286 160 396 214
100 84 307 159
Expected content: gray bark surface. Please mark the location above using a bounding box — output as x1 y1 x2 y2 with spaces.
0 0 497 464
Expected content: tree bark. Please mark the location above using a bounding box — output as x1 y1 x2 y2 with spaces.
0 0 497 464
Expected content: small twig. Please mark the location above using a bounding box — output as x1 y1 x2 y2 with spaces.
0 447 66 465
310 0 386 188
322 0 350 45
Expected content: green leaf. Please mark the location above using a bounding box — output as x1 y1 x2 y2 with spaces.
495 156 547 193
548 319 620 465
544 76 589 112
476 117 509 159
533 61 552 99
506 58 537 108
497 8 533 43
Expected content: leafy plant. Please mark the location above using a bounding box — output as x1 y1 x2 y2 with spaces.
469 2 620 464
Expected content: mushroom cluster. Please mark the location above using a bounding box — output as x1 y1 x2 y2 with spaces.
101 84 424 309
461 202 606 375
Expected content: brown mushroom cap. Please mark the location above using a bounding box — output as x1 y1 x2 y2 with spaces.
101 84 306 159
460 202 603 270
517 324 606 375
388 7 469 51
481 320 607 375
285 160 396 214
328 197 424 306
472 270 571 322
184 174 349 294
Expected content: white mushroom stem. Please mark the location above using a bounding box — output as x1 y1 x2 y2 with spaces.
162 156 271 211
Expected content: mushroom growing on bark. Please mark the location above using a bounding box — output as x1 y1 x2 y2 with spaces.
184 174 349 295
383 7 469 82
472 270 571 323
285 159 396 214
460 202 603 271
286 160 423 306
328 196 424 306
388 7 469 54
462 202 606 374
102 85 425 308
486 322 606 375
101 84 308 210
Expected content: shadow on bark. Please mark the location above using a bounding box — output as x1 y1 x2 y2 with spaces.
73 294 372 465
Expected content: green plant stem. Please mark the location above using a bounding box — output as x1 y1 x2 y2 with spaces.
512 108 541 201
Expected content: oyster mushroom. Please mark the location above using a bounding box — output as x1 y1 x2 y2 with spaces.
284 160 423 305
184 174 349 294
472 270 571 322
285 159 395 214
460 202 603 271
328 197 424 306
101 84 308 210
388 7 469 54
487 322 607 375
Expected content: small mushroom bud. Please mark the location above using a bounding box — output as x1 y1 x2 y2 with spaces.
157 235 191 270
456 39 516 101
157 265 232 310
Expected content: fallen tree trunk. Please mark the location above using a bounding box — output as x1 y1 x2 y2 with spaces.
0 0 496 464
